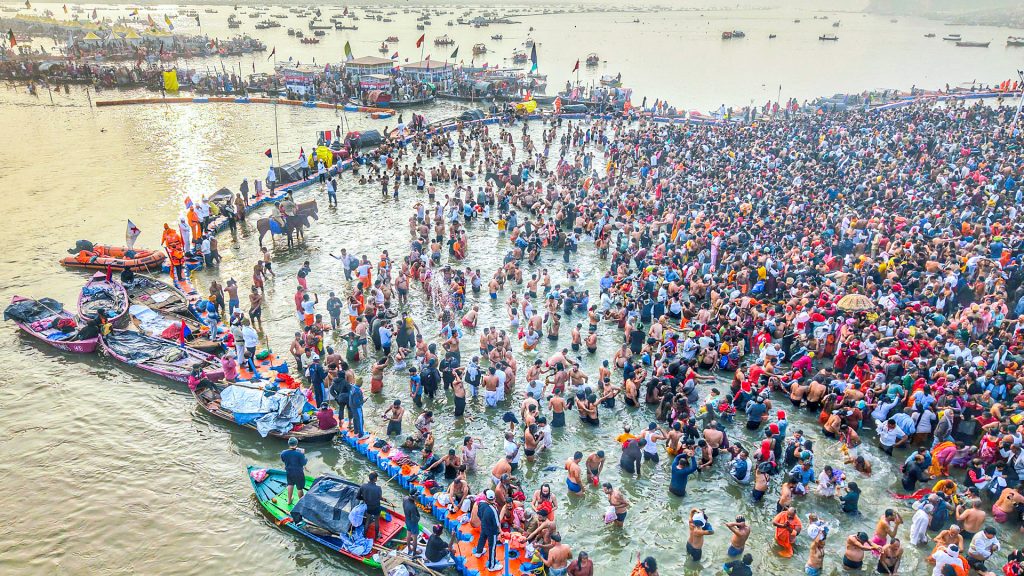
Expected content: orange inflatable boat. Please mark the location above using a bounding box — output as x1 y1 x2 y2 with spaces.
60 244 166 272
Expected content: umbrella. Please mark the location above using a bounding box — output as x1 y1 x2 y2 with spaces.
836 294 875 312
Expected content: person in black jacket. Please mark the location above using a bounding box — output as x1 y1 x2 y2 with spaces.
620 438 646 476
348 381 365 437
474 489 501 571
358 472 383 538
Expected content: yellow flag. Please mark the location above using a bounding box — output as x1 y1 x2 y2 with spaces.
162 70 179 92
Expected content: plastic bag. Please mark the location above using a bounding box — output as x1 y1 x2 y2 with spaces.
603 505 617 524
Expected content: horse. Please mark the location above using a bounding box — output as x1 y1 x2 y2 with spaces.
256 200 319 247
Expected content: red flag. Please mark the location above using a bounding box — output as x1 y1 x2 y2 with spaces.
264 149 273 158
572 59 579 73
325 130 332 141
299 147 304 159
7 29 15 47
415 34 425 48
267 46 275 61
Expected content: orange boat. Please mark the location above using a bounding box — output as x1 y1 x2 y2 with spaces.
61 244 165 272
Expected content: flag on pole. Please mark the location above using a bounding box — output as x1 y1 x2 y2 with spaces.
299 147 304 159
177 320 191 346
7 29 15 47
24 0 30 8
344 40 353 60
126 220 141 249
572 59 580 72
183 196 194 210
147 14 155 27
194 15 200 26
264 149 273 158
91 8 96 19
481 62 488 69
63 4 68 14
530 44 538 73
267 46 275 61
415 34 425 48
252 61 256 73
164 14 173 31
343 6 348 15
450 46 458 59
390 51 398 59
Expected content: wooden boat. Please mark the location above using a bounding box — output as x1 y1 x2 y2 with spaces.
123 274 195 318
943 34 961 41
78 272 129 327
434 34 454 46
195 383 337 442
924 33 936 38
5 296 98 353
1009 37 1024 47
61 243 165 272
956 40 990 47
385 35 399 42
472 43 487 55
512 50 528 63
248 467 421 569
301 37 320 44
819 34 838 41
490 34 502 40
378 42 388 53
314 30 326 37
585 52 600 66
769 34 777 39
100 329 224 382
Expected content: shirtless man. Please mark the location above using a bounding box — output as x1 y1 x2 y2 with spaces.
724 517 751 559
382 400 404 436
585 451 605 487
805 379 827 413
686 509 714 562
543 533 572 576
603 483 630 527
843 532 881 571
877 538 903 575
806 528 826 576
992 486 1024 524
956 501 987 540
565 452 584 494
490 456 512 487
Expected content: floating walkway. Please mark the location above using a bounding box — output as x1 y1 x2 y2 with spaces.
95 96 397 117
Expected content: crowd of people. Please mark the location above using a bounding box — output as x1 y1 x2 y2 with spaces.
177 90 1024 575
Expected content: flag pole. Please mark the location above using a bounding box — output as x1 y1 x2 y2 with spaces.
273 96 280 170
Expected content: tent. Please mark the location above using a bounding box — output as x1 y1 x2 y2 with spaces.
272 160 306 186
82 31 101 44
459 109 486 122
123 29 142 45
345 130 382 149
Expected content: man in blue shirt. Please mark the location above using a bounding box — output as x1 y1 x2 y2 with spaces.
669 449 699 497
281 437 307 505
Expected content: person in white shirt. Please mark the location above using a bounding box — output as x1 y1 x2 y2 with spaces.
968 527 1000 570
930 544 961 576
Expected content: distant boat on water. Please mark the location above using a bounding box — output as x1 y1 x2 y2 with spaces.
768 34 777 39
819 34 838 41
924 33 936 38
942 34 961 41
955 40 990 47
1008 36 1024 47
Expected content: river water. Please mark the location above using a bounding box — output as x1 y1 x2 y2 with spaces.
3 3 1024 576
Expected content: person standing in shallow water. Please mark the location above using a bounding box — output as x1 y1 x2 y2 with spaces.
280 437 306 505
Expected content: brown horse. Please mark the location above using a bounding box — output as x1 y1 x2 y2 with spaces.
256 200 318 247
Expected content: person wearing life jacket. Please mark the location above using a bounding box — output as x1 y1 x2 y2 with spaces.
169 246 185 281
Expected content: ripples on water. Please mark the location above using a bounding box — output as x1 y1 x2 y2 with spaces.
2 17 1023 572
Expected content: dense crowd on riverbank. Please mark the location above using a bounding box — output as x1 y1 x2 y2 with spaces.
77 91 1024 575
